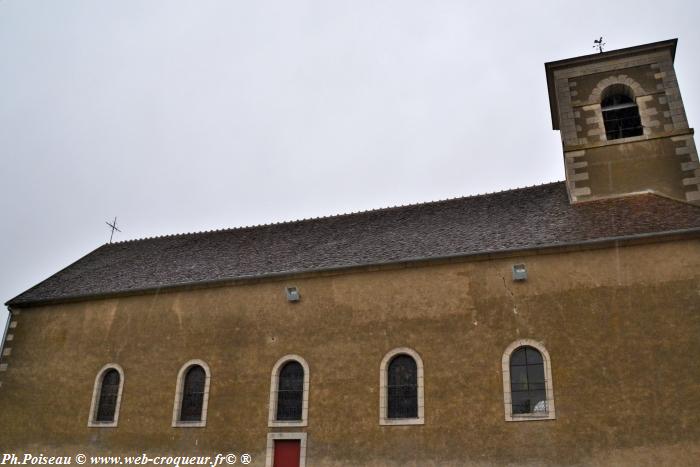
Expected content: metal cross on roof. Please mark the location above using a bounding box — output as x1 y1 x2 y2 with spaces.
105 217 121 243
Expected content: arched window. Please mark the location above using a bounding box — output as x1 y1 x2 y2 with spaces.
180 365 206 421
276 361 304 421
268 355 310 427
509 346 546 414
172 359 211 427
387 355 418 419
601 85 643 140
502 339 555 421
96 369 120 422
379 347 424 425
88 364 125 427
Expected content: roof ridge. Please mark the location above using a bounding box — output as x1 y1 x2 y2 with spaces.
112 181 565 245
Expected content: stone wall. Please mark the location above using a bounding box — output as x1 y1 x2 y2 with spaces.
1 237 699 466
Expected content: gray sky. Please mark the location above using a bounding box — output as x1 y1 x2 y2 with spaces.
1 1 699 330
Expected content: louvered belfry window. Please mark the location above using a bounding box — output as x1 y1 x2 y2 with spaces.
95 369 120 422
387 355 418 419
602 92 643 140
180 365 206 421
510 346 547 414
276 361 304 421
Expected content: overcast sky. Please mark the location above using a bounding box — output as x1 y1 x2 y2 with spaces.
1 1 699 330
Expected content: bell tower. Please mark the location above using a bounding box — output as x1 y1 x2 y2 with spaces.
545 39 699 204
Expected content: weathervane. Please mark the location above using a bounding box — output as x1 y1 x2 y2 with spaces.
593 36 606 53
105 217 121 243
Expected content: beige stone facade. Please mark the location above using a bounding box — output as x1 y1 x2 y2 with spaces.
1 237 700 465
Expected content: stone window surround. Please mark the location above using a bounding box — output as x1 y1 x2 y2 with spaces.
501 339 556 422
589 76 650 142
87 363 125 428
268 354 310 428
379 347 425 426
265 432 307 467
171 359 211 428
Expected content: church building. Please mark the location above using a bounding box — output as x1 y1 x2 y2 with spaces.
1 39 700 466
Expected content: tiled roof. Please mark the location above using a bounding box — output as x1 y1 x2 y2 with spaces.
7 182 700 307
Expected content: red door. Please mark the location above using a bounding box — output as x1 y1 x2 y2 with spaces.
273 440 301 467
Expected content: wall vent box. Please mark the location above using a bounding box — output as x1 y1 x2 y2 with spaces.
285 286 300 302
512 264 527 281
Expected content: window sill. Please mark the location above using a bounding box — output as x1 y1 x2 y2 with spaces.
565 127 693 151
505 412 555 422
172 420 207 428
380 417 425 426
87 421 118 428
268 420 307 428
